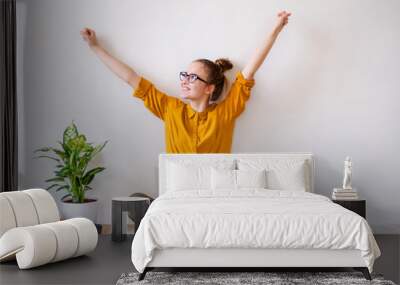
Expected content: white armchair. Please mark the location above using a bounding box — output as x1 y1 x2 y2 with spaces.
0 189 98 269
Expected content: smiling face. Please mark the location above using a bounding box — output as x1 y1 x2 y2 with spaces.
180 61 215 101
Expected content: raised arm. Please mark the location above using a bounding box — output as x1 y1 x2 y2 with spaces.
80 27 140 89
242 11 291 80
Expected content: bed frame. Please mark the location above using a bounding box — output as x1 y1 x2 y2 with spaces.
138 153 371 281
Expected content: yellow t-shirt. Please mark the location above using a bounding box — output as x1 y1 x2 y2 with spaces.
132 71 255 153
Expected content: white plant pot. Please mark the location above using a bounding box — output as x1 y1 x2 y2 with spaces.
59 198 99 224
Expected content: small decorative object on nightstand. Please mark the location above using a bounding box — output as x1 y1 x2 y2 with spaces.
332 156 359 200
112 197 150 242
342 156 353 190
332 199 366 219
332 187 359 200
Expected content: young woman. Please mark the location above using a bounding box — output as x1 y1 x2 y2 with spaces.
80 11 291 153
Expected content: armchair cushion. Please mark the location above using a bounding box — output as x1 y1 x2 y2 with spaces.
0 189 98 269
0 218 97 269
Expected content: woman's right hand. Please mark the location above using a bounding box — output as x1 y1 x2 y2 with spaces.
275 11 291 32
80 27 98 47
80 27 140 88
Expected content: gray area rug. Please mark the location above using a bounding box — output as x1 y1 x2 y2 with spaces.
116 271 396 285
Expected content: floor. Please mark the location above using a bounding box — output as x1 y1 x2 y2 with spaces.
0 235 399 285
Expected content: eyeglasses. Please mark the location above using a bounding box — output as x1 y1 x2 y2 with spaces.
179 71 209 84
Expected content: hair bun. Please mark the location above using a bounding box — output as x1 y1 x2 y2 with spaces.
215 58 233 73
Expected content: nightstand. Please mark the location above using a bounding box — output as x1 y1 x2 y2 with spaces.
111 197 150 242
332 199 366 219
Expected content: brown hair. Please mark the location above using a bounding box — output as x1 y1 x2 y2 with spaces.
194 58 233 103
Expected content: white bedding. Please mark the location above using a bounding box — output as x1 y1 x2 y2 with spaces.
131 189 380 273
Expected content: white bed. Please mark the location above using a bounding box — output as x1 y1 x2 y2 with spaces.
131 153 380 281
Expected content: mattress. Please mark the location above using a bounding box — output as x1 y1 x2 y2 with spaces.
131 189 381 273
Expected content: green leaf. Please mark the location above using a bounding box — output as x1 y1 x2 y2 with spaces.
63 121 78 145
61 193 71 201
68 149 77 169
59 140 70 156
45 177 65 183
51 148 65 159
82 167 105 185
46 184 61 191
55 185 69 192
34 147 51 153
56 166 71 177
86 167 106 176
91 140 108 158
78 134 87 143
82 174 93 186
34 155 61 162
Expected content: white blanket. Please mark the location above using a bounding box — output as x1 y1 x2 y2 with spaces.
131 189 380 273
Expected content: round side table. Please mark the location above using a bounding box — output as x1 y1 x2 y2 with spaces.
111 197 150 242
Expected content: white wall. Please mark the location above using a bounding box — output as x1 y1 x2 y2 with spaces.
17 0 400 232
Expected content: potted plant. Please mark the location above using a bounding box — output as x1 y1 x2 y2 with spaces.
34 121 107 223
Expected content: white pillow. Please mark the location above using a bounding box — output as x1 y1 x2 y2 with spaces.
211 168 236 190
237 159 308 191
167 160 235 192
211 168 267 190
236 169 267 188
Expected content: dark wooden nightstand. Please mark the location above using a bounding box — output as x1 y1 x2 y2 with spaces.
332 199 366 219
111 197 150 242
